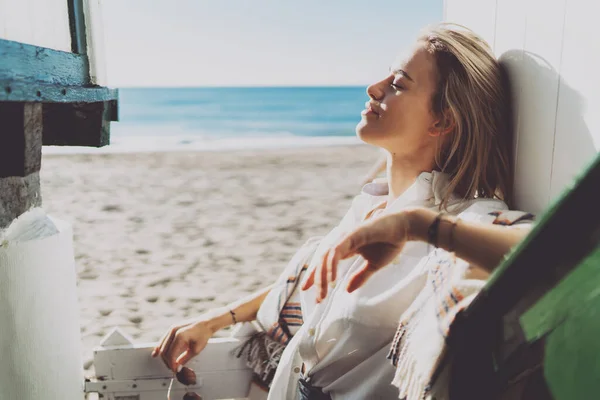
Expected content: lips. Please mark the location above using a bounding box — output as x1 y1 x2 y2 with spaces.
363 101 381 117
368 101 381 115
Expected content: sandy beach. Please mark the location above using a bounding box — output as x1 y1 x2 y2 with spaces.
39 144 379 375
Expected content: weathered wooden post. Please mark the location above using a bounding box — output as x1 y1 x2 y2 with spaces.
0 0 117 399
0 103 43 228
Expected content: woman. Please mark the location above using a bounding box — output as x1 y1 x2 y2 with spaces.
152 23 514 399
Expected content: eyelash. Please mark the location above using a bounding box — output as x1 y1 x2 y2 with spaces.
391 83 404 91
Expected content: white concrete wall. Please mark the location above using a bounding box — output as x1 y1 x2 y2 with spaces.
445 0 599 214
0 0 72 52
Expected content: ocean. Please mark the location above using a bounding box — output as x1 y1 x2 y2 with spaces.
44 87 369 154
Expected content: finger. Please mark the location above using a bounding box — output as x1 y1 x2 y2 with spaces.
313 249 326 299
175 349 195 368
317 249 330 302
155 326 178 359
175 340 205 367
159 327 183 370
152 328 172 357
327 248 338 284
346 261 378 293
165 332 188 372
301 267 316 291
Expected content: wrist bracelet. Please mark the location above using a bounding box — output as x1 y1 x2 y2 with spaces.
445 217 458 253
229 309 237 325
427 213 443 248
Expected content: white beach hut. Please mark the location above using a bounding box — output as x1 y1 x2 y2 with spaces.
0 0 117 399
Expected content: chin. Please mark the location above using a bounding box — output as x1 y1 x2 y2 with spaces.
355 119 370 141
355 119 381 146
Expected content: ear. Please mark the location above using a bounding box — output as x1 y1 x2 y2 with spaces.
428 110 455 137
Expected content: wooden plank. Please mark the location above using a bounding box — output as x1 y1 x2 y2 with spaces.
0 103 27 178
510 0 567 214
93 338 250 379
42 101 116 147
83 0 109 86
443 0 497 50
445 154 600 399
31 0 71 52
520 248 600 342
91 338 252 400
538 252 600 400
0 80 118 103
0 38 89 86
494 0 527 210
0 0 8 40
0 103 42 177
550 0 600 200
468 152 600 320
87 371 251 400
68 0 87 54
0 0 71 52
0 102 43 228
0 0 34 48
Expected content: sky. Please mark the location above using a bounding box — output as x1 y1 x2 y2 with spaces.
101 0 443 87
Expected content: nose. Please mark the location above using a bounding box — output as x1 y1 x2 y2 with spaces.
366 79 386 102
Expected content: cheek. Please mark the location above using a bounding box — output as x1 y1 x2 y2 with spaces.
390 95 433 130
382 97 411 130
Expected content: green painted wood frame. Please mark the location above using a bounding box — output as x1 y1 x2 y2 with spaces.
442 153 600 399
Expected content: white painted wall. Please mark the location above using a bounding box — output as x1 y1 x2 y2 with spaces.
84 0 108 85
444 0 600 214
0 0 71 52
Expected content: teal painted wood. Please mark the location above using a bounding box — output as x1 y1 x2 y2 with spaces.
0 38 89 86
67 0 87 54
0 80 118 103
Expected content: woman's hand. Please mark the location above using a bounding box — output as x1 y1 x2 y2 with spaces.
301 210 415 301
151 317 218 372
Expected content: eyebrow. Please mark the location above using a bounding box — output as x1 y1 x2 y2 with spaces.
390 67 415 82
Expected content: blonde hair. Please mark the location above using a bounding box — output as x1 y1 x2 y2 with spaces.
421 23 513 208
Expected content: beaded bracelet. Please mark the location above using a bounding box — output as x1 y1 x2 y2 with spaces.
229 309 238 324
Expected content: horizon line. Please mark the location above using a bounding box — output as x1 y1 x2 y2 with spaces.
113 84 369 89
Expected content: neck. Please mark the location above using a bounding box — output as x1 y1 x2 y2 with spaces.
385 149 437 205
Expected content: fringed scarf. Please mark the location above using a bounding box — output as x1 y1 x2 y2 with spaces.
234 236 323 391
387 210 534 400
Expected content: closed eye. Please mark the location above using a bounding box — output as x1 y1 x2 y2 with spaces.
391 83 405 91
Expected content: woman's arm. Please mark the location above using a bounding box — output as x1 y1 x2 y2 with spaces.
408 208 530 273
204 284 274 332
152 284 273 371
303 207 532 299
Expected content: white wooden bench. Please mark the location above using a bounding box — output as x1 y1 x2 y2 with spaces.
85 324 255 400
